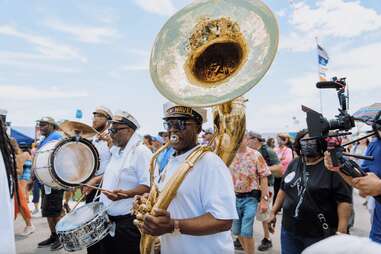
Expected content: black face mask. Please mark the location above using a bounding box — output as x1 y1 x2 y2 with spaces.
300 139 321 157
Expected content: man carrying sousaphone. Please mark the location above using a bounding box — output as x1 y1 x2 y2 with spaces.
85 110 152 254
135 102 238 254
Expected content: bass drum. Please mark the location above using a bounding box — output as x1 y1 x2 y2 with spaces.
33 137 99 189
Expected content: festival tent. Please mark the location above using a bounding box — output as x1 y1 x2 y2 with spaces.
11 128 34 148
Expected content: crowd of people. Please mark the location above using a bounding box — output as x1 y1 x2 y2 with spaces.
2 103 381 254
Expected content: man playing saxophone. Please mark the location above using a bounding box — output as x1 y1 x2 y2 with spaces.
138 102 238 254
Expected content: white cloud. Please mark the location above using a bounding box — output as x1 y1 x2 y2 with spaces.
121 49 150 71
122 64 148 71
283 39 381 105
89 7 119 24
0 51 53 61
126 48 150 57
267 40 381 132
281 0 381 52
330 42 381 91
0 85 88 99
276 9 287 17
333 42 381 68
0 51 81 73
287 72 320 98
134 0 176 16
0 25 86 62
46 20 119 43
109 63 149 78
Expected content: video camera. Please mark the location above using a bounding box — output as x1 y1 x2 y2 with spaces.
302 77 374 178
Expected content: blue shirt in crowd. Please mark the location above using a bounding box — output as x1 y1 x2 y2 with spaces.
157 146 175 174
37 131 63 149
362 138 381 243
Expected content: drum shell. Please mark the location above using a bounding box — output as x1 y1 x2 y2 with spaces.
56 202 112 252
33 140 64 189
32 137 100 190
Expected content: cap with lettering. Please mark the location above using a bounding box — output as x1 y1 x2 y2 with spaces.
163 102 207 124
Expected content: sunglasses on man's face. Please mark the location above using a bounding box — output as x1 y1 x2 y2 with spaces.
108 127 129 134
163 119 195 131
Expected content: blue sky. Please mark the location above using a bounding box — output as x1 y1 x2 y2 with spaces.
1 0 380 135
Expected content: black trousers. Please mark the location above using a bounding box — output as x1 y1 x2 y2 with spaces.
273 177 282 204
86 189 101 254
99 214 141 254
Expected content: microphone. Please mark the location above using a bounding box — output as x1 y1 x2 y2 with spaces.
316 81 344 90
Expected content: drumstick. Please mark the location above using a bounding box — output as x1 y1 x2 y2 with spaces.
72 193 86 211
81 183 113 194
81 183 129 198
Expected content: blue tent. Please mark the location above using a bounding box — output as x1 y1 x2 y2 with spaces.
11 128 34 147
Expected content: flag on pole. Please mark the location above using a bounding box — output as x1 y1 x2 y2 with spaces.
317 43 329 81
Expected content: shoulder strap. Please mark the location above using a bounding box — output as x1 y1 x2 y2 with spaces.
299 159 332 237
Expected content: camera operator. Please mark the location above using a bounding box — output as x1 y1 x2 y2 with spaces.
267 129 352 254
324 119 381 243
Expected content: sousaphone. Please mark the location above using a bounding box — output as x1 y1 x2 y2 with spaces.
134 0 279 253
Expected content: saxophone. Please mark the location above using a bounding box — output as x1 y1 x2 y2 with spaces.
132 0 279 253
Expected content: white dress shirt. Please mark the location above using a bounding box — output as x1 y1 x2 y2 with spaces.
100 132 151 216
156 145 238 254
92 137 111 176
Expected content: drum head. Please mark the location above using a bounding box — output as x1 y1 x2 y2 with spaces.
52 138 98 186
57 202 104 231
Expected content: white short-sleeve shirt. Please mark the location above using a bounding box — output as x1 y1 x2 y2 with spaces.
156 145 238 254
0 152 16 254
100 132 151 216
92 137 111 176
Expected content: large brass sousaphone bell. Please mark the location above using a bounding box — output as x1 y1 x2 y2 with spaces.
151 0 278 107
135 0 279 253
151 0 279 166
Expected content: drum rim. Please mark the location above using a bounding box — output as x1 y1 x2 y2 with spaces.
33 140 65 189
56 202 108 232
50 137 100 187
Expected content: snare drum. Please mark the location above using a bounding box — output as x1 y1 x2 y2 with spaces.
56 202 112 252
33 137 99 189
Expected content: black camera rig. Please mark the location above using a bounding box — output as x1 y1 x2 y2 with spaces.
302 77 376 179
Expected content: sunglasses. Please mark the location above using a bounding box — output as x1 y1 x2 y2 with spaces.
163 119 195 131
108 127 129 134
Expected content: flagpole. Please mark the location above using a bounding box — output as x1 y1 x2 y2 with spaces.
316 37 324 114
